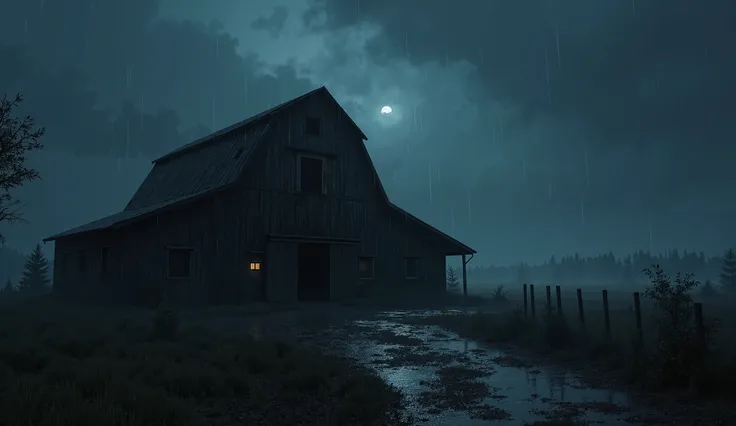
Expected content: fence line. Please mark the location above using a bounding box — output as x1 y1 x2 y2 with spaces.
520 283 706 344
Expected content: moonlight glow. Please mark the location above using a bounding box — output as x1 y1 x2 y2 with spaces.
380 105 392 115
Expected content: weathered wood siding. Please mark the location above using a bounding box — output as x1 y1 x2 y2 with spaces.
241 89 379 201
52 192 267 305
51 90 452 304
234 89 448 299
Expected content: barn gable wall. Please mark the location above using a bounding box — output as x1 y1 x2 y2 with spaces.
49 88 461 304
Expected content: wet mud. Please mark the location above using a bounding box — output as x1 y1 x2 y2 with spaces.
195 306 711 425
294 309 674 425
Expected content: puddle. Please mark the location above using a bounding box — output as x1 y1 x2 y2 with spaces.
330 310 667 425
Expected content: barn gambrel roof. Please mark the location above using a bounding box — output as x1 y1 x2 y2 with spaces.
43 87 475 255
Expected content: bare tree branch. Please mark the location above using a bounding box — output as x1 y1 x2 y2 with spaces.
0 93 45 245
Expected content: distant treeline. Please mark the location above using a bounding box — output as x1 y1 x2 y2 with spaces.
468 250 724 288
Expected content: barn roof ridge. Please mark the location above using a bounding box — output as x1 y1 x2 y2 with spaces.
153 86 367 164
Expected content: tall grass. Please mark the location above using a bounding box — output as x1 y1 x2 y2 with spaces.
0 297 405 426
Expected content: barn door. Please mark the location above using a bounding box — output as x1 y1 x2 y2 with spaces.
330 243 359 301
266 240 298 302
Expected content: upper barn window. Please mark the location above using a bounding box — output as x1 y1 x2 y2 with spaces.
298 155 325 194
305 117 321 136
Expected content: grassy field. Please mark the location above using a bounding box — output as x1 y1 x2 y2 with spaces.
424 281 736 404
0 295 405 426
472 284 736 347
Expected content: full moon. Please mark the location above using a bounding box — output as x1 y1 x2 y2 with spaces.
380 105 392 116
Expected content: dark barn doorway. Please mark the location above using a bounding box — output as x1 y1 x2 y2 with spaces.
297 243 331 301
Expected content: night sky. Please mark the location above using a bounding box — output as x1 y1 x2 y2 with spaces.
0 0 734 265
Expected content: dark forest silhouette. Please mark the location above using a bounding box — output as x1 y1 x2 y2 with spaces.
469 249 728 289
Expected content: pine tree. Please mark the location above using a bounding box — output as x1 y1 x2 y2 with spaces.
621 256 635 287
2 277 14 293
446 266 460 293
699 279 718 298
18 244 50 293
719 248 736 293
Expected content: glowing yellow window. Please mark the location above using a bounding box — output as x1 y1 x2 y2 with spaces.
249 261 261 271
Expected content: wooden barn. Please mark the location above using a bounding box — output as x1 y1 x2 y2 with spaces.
43 87 476 305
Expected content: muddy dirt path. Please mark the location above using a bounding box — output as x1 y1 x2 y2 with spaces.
192 307 703 425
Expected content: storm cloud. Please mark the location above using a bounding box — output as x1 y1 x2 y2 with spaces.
0 0 733 264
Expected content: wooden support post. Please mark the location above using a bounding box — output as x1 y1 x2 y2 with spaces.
555 285 562 315
633 292 643 340
545 285 552 315
576 288 585 330
602 289 611 338
530 284 536 318
523 284 528 317
461 254 468 299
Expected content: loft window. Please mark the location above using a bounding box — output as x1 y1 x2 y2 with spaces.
358 257 375 280
168 248 193 279
305 117 321 136
298 155 324 194
101 247 109 274
405 257 419 279
249 261 261 271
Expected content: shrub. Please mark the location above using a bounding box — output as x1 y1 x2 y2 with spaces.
490 285 508 304
643 265 717 389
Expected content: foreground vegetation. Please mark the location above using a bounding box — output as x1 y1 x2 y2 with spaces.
434 266 736 401
0 297 404 426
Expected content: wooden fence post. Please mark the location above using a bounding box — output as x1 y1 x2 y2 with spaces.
633 292 643 340
576 288 585 330
523 284 528 317
602 289 611 338
530 284 536 318
555 285 562 315
545 285 552 315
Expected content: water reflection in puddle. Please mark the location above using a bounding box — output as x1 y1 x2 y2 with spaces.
341 311 656 425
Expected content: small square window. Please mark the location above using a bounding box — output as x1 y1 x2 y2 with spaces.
358 257 374 279
306 117 321 136
249 261 261 271
405 257 419 279
168 248 193 279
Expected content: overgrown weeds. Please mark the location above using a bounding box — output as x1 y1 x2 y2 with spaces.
153 297 180 339
490 285 509 304
0 298 405 426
